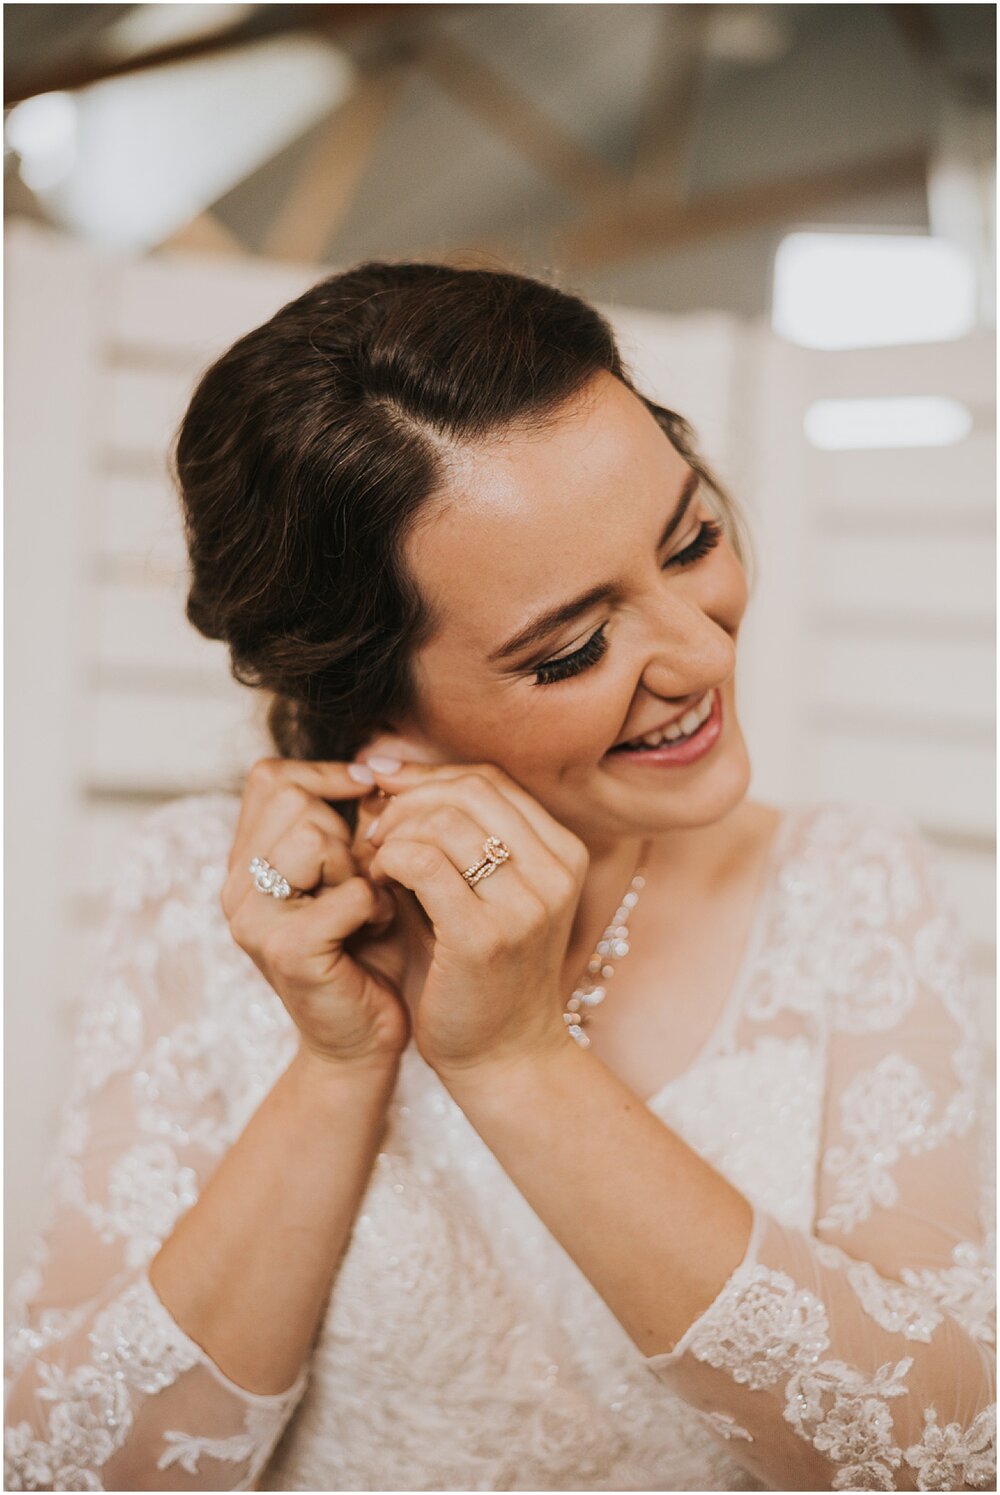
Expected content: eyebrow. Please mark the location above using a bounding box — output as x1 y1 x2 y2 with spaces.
487 467 702 665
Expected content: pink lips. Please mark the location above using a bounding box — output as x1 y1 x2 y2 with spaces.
605 688 723 767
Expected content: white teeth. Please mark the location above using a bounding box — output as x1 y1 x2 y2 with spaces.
619 689 714 750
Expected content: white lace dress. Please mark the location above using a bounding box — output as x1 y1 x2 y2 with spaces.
4 794 996 1492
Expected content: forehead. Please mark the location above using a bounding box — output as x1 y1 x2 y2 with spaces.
404 373 690 652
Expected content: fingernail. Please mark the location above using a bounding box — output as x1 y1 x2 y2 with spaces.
347 762 376 784
364 816 381 840
367 755 402 773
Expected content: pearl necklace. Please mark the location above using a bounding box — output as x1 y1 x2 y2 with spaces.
563 838 653 1046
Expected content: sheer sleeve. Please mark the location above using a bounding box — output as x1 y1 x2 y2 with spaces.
642 809 997 1491
4 798 307 1491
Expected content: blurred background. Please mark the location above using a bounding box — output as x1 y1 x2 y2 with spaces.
5 2 996 1290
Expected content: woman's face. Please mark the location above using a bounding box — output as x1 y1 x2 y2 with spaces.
368 369 752 850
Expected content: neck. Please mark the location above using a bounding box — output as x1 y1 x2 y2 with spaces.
563 832 649 987
563 808 744 987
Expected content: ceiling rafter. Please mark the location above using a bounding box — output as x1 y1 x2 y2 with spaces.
628 4 712 206
4 5 450 106
411 33 623 206
262 64 408 263
555 145 931 268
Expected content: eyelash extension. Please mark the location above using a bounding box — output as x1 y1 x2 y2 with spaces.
533 624 610 686
530 518 724 687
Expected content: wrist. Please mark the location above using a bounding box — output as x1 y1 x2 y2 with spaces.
434 1031 578 1108
287 1040 402 1105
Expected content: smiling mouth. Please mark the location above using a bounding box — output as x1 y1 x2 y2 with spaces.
608 689 715 753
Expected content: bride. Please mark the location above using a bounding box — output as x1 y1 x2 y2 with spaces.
5 261 995 1492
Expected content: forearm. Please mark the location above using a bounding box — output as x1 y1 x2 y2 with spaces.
149 1043 400 1394
438 1039 754 1357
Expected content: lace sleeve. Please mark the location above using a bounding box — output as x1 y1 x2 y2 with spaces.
4 798 308 1491
641 809 997 1491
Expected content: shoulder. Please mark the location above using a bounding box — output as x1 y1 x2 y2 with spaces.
106 791 243 916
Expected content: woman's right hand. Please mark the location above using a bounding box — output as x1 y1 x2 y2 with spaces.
220 757 411 1070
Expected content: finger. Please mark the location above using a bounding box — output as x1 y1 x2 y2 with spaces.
288 875 397 945
359 759 585 872
366 778 574 901
232 757 382 866
229 807 358 923
373 811 547 929
367 836 494 949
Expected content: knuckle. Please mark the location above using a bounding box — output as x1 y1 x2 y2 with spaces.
219 882 238 922
248 756 282 790
412 842 446 878
293 818 326 854
519 893 549 936
278 782 312 817
428 804 464 835
261 924 296 972
227 902 256 949
476 923 508 962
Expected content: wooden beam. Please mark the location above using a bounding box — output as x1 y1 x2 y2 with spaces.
413 33 622 205
629 4 712 204
162 211 248 257
262 66 407 263
556 145 930 268
5 6 450 105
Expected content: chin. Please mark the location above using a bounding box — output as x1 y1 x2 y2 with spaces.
605 722 753 831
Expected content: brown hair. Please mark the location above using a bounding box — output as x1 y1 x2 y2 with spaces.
173 261 754 828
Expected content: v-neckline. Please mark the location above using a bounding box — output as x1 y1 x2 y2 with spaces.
640 802 799 1113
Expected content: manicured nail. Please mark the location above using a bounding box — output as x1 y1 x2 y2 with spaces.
367 755 402 773
347 762 376 784
364 816 381 840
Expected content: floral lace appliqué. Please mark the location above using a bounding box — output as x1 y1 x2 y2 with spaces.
903 1403 997 1491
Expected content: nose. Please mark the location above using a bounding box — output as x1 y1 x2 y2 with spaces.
637 605 736 702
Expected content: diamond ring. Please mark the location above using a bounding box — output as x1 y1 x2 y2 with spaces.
249 855 305 900
461 836 512 887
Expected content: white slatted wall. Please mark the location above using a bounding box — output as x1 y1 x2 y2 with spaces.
739 326 996 1041
5 219 995 1289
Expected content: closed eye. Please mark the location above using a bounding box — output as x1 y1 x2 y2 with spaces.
529 517 724 687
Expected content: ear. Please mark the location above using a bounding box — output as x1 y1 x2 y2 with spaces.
355 721 453 766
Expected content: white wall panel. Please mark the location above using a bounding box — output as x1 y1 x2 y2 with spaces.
107 252 314 357
85 687 270 793
809 634 994 729
93 578 228 676
102 365 196 463
814 532 994 621
812 728 994 839
99 472 188 570
820 434 995 515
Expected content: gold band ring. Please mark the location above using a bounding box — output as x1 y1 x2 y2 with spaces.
461 836 512 887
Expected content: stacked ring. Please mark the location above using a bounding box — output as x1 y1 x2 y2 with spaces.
461 836 512 887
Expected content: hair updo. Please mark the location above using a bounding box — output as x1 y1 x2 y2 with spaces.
172 261 753 827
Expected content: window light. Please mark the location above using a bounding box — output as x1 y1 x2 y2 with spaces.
773 232 976 349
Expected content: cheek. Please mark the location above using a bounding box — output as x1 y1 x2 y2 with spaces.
505 680 628 775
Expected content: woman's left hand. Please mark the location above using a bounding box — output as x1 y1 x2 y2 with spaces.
360 760 590 1077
